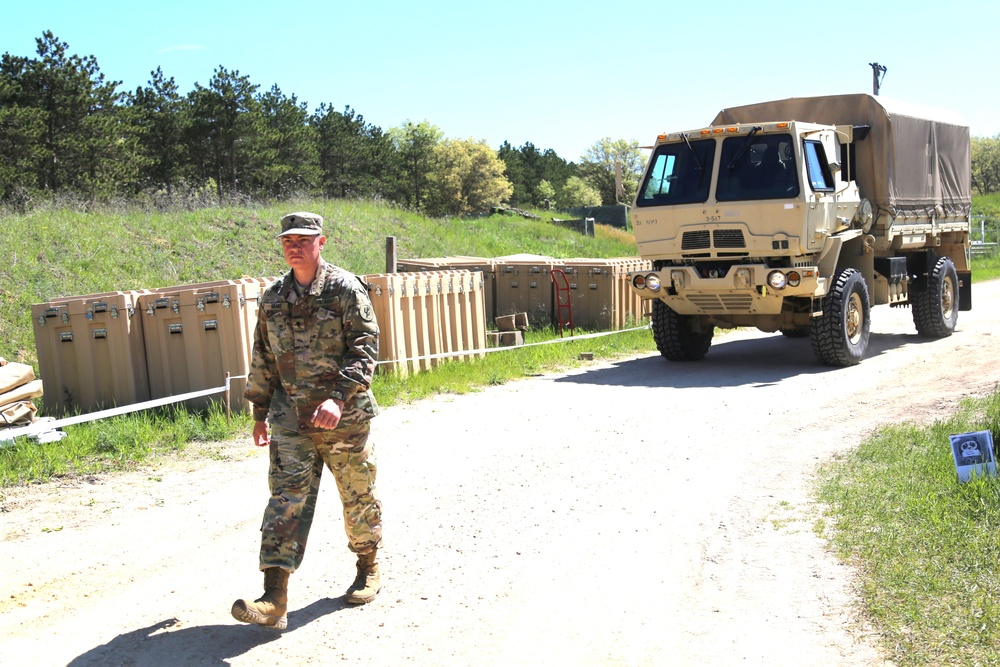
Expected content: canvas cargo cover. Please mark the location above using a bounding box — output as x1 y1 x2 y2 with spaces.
712 94 971 219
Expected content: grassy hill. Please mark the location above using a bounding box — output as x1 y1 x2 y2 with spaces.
0 200 639 371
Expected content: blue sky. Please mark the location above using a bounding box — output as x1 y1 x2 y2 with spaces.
3 0 998 161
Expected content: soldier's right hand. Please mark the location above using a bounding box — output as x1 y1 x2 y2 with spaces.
252 420 270 447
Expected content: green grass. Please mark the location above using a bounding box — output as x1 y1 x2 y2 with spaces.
0 402 235 485
817 389 1000 666
972 198 1000 279
973 193 1000 218
973 252 1000 282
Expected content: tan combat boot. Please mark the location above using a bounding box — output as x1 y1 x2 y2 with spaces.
346 549 381 604
231 567 290 629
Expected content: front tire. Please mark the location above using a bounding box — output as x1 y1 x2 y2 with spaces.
811 268 871 367
651 299 714 361
912 256 959 338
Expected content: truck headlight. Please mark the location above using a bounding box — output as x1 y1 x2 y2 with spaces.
646 274 661 292
767 270 787 290
786 271 801 287
632 274 646 289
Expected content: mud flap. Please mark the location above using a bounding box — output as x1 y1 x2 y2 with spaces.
958 270 972 311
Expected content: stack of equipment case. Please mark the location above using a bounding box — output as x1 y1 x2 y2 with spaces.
493 254 557 328
553 258 651 330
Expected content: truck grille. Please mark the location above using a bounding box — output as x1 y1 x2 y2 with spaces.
681 230 710 250
681 229 746 251
713 229 746 248
687 293 755 313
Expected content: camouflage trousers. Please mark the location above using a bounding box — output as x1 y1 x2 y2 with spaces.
259 421 382 573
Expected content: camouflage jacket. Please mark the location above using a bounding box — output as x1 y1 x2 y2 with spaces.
244 260 380 433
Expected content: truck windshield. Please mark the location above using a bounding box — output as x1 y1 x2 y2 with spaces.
716 133 799 202
636 138 715 207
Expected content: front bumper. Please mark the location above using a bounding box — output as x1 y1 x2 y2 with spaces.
627 265 827 316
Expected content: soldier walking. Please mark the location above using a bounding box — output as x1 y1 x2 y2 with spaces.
232 211 382 630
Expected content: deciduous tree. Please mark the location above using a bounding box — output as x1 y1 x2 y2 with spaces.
425 138 513 216
972 135 1000 195
556 175 601 209
578 137 645 205
497 141 576 207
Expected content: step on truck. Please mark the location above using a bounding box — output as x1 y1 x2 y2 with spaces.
627 93 973 366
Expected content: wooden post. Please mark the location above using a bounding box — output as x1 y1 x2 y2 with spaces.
386 236 397 273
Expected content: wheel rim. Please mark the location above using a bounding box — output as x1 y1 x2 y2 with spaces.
941 275 955 318
846 292 864 344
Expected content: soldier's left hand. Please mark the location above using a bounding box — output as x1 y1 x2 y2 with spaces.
311 398 343 430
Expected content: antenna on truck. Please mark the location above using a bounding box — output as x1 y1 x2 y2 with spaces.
869 62 887 95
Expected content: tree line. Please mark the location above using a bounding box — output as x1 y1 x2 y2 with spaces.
0 31 647 215
17 32 993 215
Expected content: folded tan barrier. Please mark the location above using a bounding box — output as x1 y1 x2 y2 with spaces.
1 400 38 427
366 270 487 377
0 379 43 406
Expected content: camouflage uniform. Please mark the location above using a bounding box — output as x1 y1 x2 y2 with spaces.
244 259 382 573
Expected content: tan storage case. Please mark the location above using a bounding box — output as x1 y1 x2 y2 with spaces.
31 291 151 416
141 279 262 413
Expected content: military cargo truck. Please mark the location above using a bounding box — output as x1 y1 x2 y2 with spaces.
627 93 972 366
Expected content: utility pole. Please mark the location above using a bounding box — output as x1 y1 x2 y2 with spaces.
869 62 887 95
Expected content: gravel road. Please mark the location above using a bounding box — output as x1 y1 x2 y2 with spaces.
3 279 999 667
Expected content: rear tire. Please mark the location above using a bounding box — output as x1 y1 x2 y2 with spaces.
810 268 870 366
912 256 959 338
651 299 714 361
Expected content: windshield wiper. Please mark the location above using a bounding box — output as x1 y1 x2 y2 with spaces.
679 133 703 171
726 126 762 170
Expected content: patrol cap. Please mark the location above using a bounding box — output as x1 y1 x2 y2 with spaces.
278 211 324 237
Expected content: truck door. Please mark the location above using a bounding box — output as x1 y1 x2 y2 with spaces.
803 134 839 251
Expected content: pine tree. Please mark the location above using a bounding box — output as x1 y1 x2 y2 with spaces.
0 31 128 199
